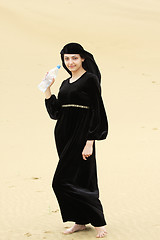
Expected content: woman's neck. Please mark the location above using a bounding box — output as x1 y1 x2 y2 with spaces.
71 68 86 80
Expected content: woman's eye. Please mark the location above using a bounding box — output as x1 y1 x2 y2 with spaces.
64 57 78 60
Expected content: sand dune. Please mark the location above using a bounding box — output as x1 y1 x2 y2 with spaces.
0 0 160 239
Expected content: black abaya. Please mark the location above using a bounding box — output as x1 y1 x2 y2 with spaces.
45 71 108 227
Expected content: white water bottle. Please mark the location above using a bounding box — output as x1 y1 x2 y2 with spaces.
38 65 61 92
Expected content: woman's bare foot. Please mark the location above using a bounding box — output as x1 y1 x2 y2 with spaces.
95 226 107 238
63 224 86 234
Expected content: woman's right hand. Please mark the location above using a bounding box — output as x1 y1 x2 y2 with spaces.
45 72 55 88
49 77 55 87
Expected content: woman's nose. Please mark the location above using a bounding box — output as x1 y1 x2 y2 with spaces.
68 59 73 64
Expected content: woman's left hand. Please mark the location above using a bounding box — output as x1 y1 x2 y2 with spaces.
82 140 94 160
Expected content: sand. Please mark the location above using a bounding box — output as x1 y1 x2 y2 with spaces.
0 0 160 239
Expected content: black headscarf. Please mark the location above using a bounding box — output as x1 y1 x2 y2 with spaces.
60 43 101 84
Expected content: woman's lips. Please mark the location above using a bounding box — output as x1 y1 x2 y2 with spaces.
69 66 76 68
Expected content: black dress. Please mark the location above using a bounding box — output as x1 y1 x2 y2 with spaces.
45 71 108 227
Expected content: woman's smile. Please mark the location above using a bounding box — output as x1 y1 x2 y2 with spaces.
69 65 76 68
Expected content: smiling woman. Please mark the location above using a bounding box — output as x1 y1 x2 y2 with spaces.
64 54 85 82
44 43 108 238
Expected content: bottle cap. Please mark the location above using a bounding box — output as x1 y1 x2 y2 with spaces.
57 65 61 69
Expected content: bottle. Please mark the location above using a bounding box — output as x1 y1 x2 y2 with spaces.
38 65 61 92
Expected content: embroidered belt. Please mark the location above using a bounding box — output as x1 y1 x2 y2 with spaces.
62 104 90 109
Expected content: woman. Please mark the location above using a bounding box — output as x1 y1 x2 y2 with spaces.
44 43 108 238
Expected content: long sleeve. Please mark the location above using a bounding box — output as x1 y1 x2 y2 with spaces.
44 81 65 120
86 75 108 140
45 94 61 120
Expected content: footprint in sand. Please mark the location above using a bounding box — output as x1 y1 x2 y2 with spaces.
31 177 40 180
52 209 59 213
142 73 151 76
8 185 15 188
24 232 32 237
44 230 54 234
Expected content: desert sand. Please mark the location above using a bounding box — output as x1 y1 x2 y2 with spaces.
0 0 160 239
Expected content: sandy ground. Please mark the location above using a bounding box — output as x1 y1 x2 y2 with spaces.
0 0 160 239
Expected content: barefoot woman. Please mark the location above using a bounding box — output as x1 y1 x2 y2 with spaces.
44 43 108 238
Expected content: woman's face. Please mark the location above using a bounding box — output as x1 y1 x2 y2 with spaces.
64 54 85 73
